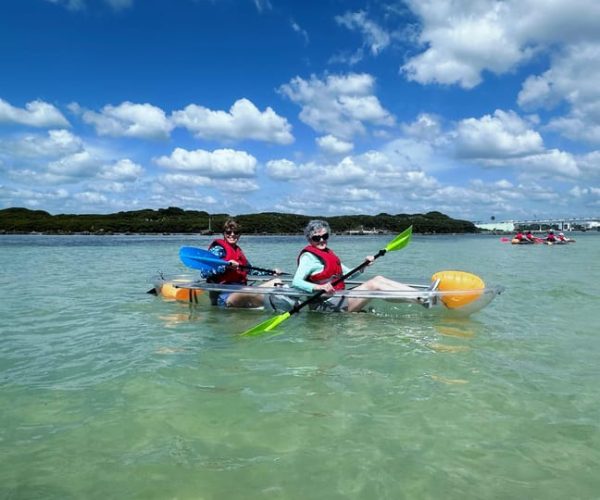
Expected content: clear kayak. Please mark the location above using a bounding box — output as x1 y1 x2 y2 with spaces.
151 271 504 317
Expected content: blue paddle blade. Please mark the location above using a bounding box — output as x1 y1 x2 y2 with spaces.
179 246 227 273
179 246 287 276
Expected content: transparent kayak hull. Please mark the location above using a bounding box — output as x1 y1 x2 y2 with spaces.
151 274 504 317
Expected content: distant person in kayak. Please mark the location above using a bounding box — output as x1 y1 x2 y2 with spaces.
513 230 529 243
525 230 536 243
291 219 437 312
545 230 557 243
206 218 282 307
557 232 570 243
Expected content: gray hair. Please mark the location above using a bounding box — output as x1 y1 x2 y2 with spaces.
304 219 331 239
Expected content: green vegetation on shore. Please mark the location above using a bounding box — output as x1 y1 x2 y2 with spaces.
0 207 477 234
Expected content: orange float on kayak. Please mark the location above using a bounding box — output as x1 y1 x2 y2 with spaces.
161 282 203 302
153 275 204 302
431 270 485 309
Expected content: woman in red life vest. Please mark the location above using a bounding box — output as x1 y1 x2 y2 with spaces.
207 219 282 307
292 220 435 312
545 230 557 242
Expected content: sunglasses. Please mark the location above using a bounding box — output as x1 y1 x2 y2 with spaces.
310 233 329 242
224 230 240 236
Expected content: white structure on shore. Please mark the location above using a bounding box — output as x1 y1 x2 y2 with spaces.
475 217 600 232
345 225 384 235
475 221 516 232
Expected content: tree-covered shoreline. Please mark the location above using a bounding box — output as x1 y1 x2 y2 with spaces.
0 207 478 235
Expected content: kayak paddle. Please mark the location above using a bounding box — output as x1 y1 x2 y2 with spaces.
239 225 413 337
179 246 289 276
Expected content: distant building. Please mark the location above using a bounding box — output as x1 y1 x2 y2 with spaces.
345 225 385 235
582 220 600 230
475 218 600 232
474 221 515 232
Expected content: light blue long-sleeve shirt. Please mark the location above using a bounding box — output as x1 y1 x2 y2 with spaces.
292 252 351 293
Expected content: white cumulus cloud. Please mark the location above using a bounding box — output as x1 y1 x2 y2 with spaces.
155 148 257 178
171 98 293 144
74 191 108 204
401 114 444 143
316 135 354 155
266 159 303 180
454 110 544 159
79 101 173 140
279 73 394 139
217 178 260 193
160 174 213 187
266 149 439 196
0 129 82 159
99 159 144 181
517 150 580 178
0 98 70 128
47 150 101 179
402 0 600 89
519 43 600 144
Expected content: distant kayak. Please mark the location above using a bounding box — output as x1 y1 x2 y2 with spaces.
151 271 504 317
511 238 575 245
501 237 575 245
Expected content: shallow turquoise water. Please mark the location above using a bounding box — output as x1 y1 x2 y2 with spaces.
1 233 599 499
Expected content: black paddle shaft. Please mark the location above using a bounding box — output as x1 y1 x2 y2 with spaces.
289 248 387 315
237 264 290 276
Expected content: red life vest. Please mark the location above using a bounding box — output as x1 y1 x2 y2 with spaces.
208 239 248 284
298 245 345 290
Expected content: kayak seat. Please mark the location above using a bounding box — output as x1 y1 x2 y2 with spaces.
417 278 441 308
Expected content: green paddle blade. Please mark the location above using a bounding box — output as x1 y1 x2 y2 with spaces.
240 312 291 337
384 225 412 252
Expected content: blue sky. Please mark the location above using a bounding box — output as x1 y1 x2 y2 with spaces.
1 0 599 221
